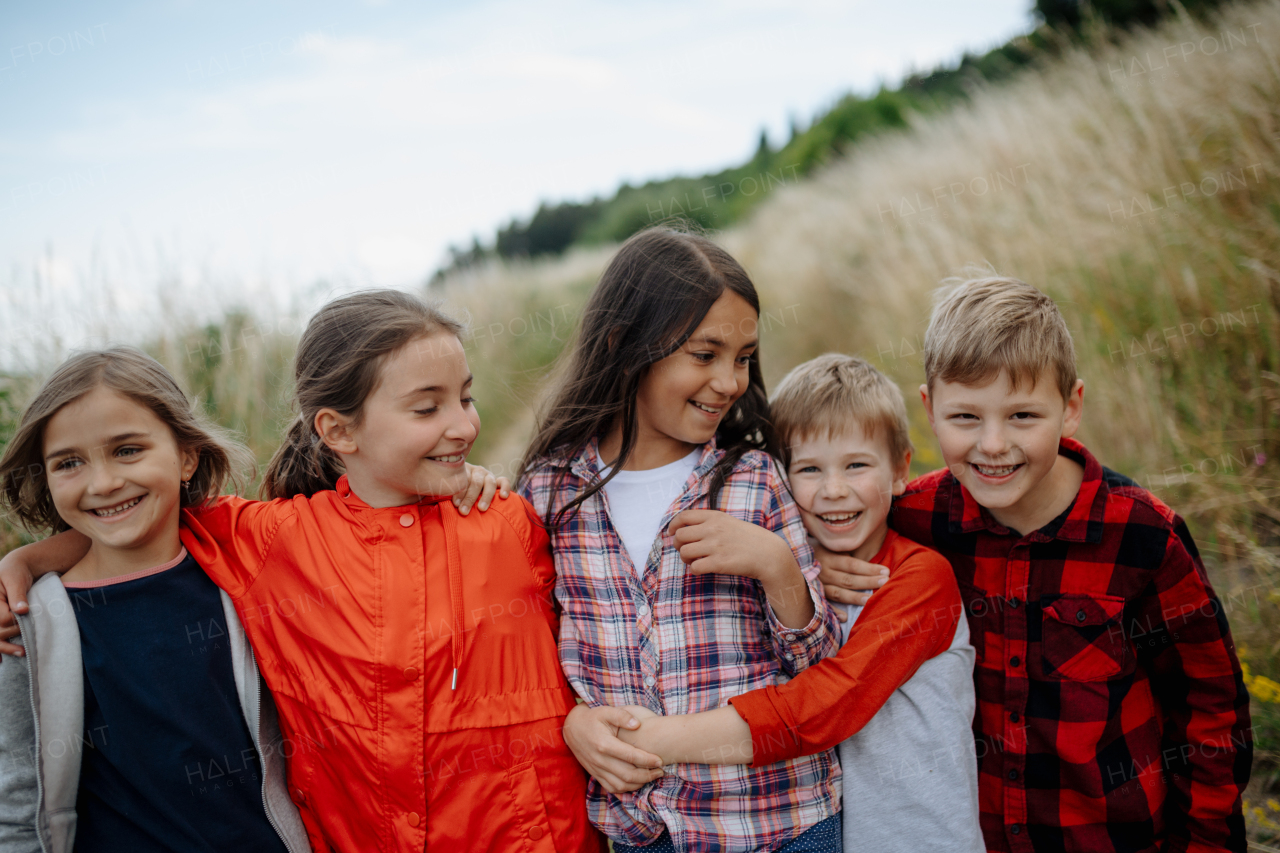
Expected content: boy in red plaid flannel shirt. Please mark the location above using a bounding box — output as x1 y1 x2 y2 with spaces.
808 277 1252 852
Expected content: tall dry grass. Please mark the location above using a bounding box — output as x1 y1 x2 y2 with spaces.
719 3 1280 828
456 2 1280 483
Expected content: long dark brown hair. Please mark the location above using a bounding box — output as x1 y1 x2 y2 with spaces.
0 346 253 533
519 227 779 527
261 289 464 499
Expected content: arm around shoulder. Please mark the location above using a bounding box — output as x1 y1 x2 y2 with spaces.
0 531 92 653
179 495 293 600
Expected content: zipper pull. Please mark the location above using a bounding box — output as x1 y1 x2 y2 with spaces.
451 668 458 690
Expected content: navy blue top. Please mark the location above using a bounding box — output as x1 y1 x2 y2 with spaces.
68 551 288 853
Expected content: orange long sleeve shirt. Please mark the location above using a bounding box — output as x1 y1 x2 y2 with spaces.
728 530 962 765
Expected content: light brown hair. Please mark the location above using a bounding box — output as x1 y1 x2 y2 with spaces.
0 346 253 533
771 353 912 469
261 289 465 500
923 276 1077 400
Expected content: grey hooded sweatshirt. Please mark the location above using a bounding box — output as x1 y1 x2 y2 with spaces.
0 574 310 853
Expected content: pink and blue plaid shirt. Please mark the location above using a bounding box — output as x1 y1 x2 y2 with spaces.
519 438 841 853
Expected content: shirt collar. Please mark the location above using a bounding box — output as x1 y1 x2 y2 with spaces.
335 474 360 505
333 474 448 509
946 436 1107 543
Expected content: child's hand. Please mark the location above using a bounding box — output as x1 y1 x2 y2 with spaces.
452 463 511 515
618 705 755 766
668 510 792 583
562 704 664 794
0 531 89 654
812 538 888 619
0 554 35 657
614 705 659 749
671 510 815 629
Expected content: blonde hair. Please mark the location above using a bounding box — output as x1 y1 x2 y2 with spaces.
0 346 254 533
771 354 912 469
923 276 1077 400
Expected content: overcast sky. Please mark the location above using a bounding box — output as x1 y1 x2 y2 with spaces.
1 0 1032 318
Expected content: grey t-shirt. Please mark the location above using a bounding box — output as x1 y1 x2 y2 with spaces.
837 607 984 852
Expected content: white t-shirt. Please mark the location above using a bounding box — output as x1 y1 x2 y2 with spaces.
599 448 700 572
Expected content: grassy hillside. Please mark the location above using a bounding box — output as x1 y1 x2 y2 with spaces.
1 0 1278 838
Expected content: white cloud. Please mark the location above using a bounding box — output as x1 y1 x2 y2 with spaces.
2 0 1034 305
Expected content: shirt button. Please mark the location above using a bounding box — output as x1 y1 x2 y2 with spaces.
528 826 545 840
1076 609 1087 622
784 633 796 642
637 604 650 616
1010 711 1020 723
643 675 656 687
1010 824 1021 835
1010 656 1021 668
784 652 795 660
407 812 420 827
400 513 415 527
1008 769 1019 780
1009 597 1021 608
403 667 419 681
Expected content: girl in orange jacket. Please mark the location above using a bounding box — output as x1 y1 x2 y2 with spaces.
0 291 604 853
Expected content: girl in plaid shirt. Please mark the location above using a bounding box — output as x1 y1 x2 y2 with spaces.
518 227 843 853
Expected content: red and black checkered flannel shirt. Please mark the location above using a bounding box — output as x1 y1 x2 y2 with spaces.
890 437 1251 853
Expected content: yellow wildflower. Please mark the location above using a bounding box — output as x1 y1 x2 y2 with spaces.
1251 675 1280 703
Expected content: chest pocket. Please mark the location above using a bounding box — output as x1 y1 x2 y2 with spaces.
1039 594 1129 682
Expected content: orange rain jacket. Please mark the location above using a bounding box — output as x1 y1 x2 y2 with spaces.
180 476 604 853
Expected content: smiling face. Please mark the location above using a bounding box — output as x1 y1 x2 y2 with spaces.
324 330 480 507
43 386 197 571
787 424 909 561
612 290 758 470
923 369 1085 533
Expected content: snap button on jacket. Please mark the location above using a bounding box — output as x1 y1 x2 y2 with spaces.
181 477 604 853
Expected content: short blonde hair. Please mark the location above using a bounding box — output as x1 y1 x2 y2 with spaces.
923 277 1077 400
771 354 912 469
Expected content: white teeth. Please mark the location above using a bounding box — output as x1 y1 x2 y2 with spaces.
975 463 1019 476
818 512 861 524
691 401 721 414
432 454 465 463
91 497 141 517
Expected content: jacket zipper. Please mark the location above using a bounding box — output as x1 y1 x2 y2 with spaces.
21 623 52 853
